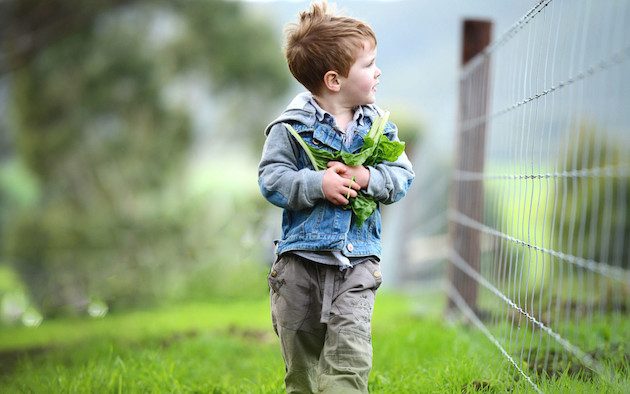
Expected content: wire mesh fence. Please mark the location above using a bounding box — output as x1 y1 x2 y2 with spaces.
448 0 630 390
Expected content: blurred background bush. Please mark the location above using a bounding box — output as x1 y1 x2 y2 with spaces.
0 0 292 320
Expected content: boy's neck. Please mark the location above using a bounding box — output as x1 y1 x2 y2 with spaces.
312 93 355 131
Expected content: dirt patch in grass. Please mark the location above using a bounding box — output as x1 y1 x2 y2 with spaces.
0 345 50 375
527 342 629 380
159 329 199 348
462 379 496 393
227 325 275 344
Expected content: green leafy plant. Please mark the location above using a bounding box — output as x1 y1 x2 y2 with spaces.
284 111 406 224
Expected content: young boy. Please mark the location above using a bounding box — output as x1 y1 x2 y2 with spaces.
258 2 414 392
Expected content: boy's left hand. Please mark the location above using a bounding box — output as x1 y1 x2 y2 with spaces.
327 161 370 190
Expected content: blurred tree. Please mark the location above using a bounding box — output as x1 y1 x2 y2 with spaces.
553 125 629 270
1 0 290 316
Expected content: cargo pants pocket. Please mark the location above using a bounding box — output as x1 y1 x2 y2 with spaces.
268 254 313 331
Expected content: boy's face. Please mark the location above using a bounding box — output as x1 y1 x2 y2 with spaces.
339 40 381 107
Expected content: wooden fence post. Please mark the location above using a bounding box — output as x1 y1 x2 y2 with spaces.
447 19 492 314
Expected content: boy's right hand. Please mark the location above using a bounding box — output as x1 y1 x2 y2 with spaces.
322 165 361 205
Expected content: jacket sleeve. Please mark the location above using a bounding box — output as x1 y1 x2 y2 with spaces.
363 121 415 204
258 123 325 210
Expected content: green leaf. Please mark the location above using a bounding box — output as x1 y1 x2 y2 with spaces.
284 123 339 170
365 137 405 166
310 148 339 170
340 137 376 166
348 193 378 226
368 111 390 141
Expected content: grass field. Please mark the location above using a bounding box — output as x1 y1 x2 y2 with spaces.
0 292 628 393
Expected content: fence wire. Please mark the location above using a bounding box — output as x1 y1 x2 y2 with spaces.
449 0 630 389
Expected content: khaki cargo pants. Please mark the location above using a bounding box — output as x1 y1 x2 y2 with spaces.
268 253 383 394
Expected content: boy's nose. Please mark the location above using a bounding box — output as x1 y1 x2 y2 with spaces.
375 67 382 78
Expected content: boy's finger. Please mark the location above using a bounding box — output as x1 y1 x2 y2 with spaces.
345 182 359 200
335 167 347 175
335 194 349 205
344 179 360 190
327 164 345 174
330 162 351 174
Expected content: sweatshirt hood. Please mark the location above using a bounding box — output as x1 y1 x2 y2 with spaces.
264 92 383 136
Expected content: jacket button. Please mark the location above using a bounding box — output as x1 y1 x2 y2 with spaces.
346 243 354 252
270 270 278 278
373 270 382 279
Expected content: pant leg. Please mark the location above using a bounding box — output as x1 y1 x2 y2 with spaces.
275 325 325 393
269 254 326 393
318 259 383 394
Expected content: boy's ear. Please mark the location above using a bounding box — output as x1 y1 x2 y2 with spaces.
323 71 341 92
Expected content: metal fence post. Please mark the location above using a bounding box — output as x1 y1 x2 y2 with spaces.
447 19 492 314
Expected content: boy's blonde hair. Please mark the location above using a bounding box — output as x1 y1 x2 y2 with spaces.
284 1 377 94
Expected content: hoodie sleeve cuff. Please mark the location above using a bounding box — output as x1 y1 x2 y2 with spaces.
365 166 386 200
305 169 325 204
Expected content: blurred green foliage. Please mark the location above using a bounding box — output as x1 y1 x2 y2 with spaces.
1 0 290 317
390 109 424 162
483 123 629 305
553 124 629 269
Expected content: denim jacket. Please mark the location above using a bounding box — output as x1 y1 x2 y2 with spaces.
258 92 414 258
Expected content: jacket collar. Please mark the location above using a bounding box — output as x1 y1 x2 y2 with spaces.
308 96 366 129
265 92 383 135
